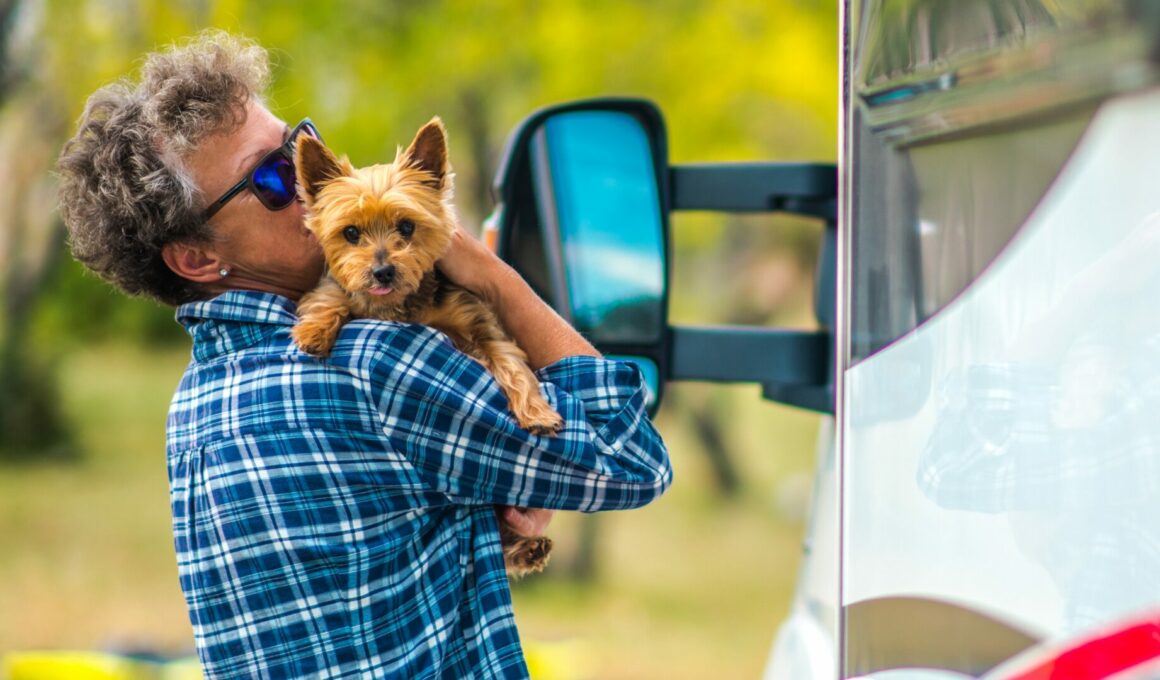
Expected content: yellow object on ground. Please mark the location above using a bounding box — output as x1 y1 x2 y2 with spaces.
1 651 202 680
524 638 592 680
4 643 584 680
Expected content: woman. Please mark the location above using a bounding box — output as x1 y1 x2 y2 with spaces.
57 31 670 679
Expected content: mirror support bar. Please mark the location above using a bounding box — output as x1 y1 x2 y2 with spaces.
669 325 833 413
669 163 837 220
667 162 838 413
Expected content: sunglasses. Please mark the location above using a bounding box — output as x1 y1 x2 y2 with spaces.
203 118 322 220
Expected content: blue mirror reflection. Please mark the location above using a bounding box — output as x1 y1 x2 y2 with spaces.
532 111 665 344
607 355 659 411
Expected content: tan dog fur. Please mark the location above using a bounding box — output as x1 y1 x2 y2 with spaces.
292 119 557 576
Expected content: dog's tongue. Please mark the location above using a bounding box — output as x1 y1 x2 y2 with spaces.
369 286 393 296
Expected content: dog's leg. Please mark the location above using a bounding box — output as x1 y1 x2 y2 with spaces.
423 289 564 436
292 278 352 357
479 337 565 436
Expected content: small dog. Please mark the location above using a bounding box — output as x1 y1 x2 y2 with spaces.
292 118 557 576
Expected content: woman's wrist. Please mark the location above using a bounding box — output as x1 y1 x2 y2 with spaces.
439 226 513 300
439 224 598 367
477 259 526 307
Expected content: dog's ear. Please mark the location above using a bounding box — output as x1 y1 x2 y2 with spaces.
402 117 449 190
295 135 347 206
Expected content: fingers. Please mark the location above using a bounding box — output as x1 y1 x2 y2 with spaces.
500 506 555 536
502 506 535 535
439 228 513 301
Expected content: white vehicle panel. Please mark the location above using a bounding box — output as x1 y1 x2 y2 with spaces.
844 83 1160 642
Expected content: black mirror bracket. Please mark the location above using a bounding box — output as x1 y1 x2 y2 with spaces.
669 163 837 221
669 325 834 414
668 162 838 413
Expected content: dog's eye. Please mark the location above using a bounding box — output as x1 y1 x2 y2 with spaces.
342 226 360 244
397 220 415 238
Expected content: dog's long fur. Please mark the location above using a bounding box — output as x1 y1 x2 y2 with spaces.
291 119 557 576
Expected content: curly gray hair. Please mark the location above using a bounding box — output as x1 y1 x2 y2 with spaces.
56 30 270 306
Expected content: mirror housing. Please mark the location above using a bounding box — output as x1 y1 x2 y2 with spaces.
487 99 671 411
488 98 836 414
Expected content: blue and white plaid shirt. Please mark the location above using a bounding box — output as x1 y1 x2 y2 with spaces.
166 291 672 678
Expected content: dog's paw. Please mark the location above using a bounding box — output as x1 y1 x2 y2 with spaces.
527 418 564 437
521 410 564 437
515 398 564 437
291 324 335 357
503 535 553 578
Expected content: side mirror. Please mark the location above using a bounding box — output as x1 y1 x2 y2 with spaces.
487 99 671 411
488 98 836 414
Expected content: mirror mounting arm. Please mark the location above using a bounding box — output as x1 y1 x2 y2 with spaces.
669 162 837 222
669 325 833 413
668 162 838 412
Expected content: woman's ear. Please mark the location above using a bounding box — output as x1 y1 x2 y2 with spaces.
161 241 225 283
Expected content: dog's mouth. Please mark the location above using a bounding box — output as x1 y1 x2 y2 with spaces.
367 286 394 296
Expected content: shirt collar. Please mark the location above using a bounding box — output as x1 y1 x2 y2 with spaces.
176 290 299 362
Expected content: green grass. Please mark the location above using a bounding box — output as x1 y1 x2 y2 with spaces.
0 344 194 655
0 343 819 679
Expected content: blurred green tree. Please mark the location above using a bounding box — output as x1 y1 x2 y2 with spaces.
0 0 73 459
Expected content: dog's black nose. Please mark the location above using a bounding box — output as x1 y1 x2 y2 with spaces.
372 264 396 284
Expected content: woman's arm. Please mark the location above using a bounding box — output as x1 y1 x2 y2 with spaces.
421 225 669 516
437 225 598 369
366 324 671 512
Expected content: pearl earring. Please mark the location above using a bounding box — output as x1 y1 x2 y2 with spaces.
218 267 230 278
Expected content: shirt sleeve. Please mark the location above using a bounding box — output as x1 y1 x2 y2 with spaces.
367 324 673 512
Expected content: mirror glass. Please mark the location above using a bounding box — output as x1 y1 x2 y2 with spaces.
530 111 666 343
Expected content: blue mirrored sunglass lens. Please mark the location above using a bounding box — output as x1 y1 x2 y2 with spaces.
252 155 296 207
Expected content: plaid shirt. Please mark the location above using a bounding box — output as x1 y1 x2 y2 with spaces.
166 291 671 678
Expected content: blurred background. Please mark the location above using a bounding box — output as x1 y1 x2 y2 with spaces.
0 0 836 677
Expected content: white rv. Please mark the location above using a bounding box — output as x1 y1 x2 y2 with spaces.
489 2 1160 677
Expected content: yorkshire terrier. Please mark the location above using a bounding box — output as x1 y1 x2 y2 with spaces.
291 118 557 576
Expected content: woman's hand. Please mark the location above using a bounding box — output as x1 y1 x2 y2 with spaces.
500 506 556 537
437 224 509 301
